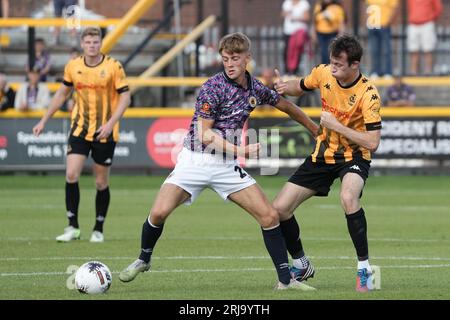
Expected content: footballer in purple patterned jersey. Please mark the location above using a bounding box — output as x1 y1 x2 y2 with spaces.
184 70 280 153
119 32 319 290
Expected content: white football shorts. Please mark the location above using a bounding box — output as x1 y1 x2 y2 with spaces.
163 147 256 205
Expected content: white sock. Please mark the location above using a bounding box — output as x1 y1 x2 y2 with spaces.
357 259 371 272
293 256 309 269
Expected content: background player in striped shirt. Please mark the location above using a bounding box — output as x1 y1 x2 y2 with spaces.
274 35 382 292
32 27 131 243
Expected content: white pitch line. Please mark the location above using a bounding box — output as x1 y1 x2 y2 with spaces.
2 264 450 277
1 255 450 262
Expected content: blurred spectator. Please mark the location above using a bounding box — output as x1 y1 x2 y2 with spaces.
312 0 346 64
1 0 9 18
53 0 78 45
0 73 15 111
27 38 52 82
14 68 51 111
69 46 80 59
281 0 311 75
407 0 442 75
384 75 416 107
366 0 399 79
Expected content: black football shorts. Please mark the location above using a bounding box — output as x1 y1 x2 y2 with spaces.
288 156 371 197
67 135 116 167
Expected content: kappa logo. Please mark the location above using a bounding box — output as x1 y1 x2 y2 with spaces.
349 165 361 172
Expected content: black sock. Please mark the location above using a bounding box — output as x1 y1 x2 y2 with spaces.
94 187 110 233
261 226 291 285
280 215 305 259
65 182 79 228
346 208 369 261
139 219 164 263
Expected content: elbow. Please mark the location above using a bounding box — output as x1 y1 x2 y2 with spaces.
367 141 380 153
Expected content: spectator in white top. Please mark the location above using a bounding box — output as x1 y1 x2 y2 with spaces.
14 68 51 111
281 0 311 74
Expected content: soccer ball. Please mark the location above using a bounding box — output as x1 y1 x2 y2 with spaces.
75 261 112 294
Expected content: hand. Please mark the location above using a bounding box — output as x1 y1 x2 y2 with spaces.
273 69 287 95
320 111 341 131
239 143 260 159
32 120 45 137
95 122 114 140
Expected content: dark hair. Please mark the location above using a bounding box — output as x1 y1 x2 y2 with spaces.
320 0 340 12
329 34 363 65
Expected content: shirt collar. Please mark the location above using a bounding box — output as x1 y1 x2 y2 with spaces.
222 70 254 90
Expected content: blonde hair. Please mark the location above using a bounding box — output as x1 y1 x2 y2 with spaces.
218 32 251 54
81 27 102 40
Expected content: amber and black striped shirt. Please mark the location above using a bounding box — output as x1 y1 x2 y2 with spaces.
63 55 129 142
301 64 382 164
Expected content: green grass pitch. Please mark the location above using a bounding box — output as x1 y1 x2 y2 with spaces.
0 174 449 300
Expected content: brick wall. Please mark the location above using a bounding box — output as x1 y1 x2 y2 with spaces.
8 0 450 28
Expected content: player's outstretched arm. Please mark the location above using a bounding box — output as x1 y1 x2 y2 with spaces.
274 69 304 97
32 84 71 137
275 97 319 137
95 91 131 140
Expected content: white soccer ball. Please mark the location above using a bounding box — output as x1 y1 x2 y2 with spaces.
75 261 112 294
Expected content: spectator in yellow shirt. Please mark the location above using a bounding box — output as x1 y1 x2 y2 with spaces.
366 0 399 79
311 0 346 64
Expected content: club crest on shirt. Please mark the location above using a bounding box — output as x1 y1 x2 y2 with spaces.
100 70 106 78
201 102 211 114
348 94 357 106
248 96 257 108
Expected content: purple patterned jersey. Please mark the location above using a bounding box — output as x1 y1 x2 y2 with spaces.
183 71 280 153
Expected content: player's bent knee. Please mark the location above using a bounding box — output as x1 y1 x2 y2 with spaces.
150 208 171 224
66 172 80 183
258 209 280 229
272 201 290 219
340 191 359 212
95 181 108 190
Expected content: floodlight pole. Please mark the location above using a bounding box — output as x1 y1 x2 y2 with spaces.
195 0 204 76
221 0 228 37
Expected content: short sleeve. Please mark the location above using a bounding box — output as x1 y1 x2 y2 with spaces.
62 61 73 87
300 64 326 91
114 61 129 93
195 81 220 120
255 79 280 106
362 87 382 131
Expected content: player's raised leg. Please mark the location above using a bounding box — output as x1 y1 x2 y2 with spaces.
340 172 373 292
273 182 316 282
229 184 315 290
56 153 86 242
119 183 191 282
